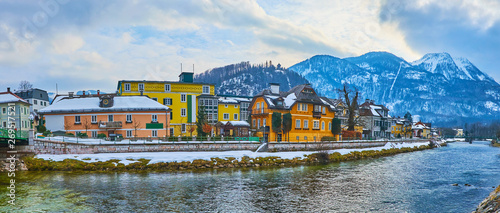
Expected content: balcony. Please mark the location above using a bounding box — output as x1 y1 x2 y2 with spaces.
99 121 122 129
313 111 322 118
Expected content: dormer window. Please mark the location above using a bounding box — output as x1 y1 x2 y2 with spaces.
277 101 283 106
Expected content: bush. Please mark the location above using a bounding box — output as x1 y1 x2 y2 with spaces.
342 130 362 140
36 125 47 133
97 133 106 138
77 132 88 138
321 136 337 141
65 132 75 136
43 130 52 136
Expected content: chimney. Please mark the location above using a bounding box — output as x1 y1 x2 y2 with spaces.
370 100 375 104
97 90 100 96
269 83 280 94
365 99 370 103
69 92 74 98
82 90 86 97
7 87 10 92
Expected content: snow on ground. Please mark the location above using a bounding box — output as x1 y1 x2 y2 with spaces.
36 142 430 165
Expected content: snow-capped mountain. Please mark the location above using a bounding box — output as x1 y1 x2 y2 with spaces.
194 61 309 96
289 52 500 126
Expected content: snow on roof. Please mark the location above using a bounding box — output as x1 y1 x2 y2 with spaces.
228 121 250 126
218 97 238 104
39 96 169 114
284 93 296 108
0 92 29 104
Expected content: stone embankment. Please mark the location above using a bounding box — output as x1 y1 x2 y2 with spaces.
473 185 500 213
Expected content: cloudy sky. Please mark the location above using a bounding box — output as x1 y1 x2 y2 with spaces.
0 0 499 93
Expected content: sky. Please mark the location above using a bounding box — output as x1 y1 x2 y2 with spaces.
0 0 499 93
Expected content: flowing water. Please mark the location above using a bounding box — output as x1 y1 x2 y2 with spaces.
1 141 500 212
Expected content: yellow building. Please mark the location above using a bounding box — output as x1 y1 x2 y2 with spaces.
250 84 338 142
412 121 430 138
117 72 214 136
217 96 252 122
392 118 412 138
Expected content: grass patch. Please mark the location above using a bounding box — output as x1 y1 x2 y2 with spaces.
24 145 431 172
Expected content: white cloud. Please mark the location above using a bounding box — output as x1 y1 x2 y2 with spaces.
51 34 84 54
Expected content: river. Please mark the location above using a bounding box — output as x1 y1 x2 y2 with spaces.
1 141 500 212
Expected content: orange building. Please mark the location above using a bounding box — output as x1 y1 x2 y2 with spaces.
250 84 338 142
39 94 171 138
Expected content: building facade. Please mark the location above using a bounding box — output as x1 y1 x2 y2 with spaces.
14 88 49 113
250 84 338 142
117 72 214 136
359 99 392 139
0 88 31 131
391 117 412 138
39 95 170 138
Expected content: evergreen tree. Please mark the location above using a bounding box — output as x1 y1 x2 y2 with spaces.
196 106 207 137
272 112 282 141
282 113 292 142
332 118 342 135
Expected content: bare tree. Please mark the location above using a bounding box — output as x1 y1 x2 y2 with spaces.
19 80 33 90
132 118 141 137
187 123 196 137
337 83 359 131
82 118 91 134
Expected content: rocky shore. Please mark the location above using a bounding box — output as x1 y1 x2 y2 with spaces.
473 185 500 213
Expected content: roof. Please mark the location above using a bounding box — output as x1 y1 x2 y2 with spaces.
117 80 215 90
14 88 49 101
227 121 250 127
218 96 252 104
359 101 390 117
0 91 30 105
252 84 337 111
39 96 170 114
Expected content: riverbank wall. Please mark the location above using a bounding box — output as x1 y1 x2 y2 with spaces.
3 139 429 156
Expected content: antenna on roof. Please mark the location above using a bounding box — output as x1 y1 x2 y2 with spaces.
56 83 58 95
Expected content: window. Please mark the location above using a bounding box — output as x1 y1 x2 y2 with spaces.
152 130 158 137
233 114 238 120
297 103 301 111
202 85 210 94
181 108 187 117
75 116 81 124
126 130 133 138
126 114 132 122
124 83 131 91
321 121 325 130
328 122 331 131
181 94 186 102
295 119 301 128
34 100 38 105
263 118 267 126
313 121 320 129
108 115 114 122
304 136 308 140
261 102 265 113
152 114 158 122
91 115 97 123
223 113 229 120
303 120 309 129
91 131 98 138
257 119 261 128
75 131 81 135
301 103 307 111
253 119 256 127
2 122 6 128
152 97 158 102
322 107 326 114
163 98 172 105
181 124 186 133
296 136 299 140
2 108 5 114
256 103 260 110
170 112 173 120
225 104 228 108
314 105 321 112
234 105 238 108
165 84 171 92
138 83 144 91
169 128 174 136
